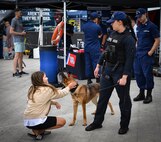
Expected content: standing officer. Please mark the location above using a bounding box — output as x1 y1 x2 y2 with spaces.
85 11 136 134
133 8 160 104
82 12 102 84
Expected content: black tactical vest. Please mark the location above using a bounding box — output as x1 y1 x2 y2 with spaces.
104 31 130 64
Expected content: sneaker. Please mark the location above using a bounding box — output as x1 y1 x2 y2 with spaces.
19 71 29 75
13 72 21 77
118 128 129 135
85 123 102 131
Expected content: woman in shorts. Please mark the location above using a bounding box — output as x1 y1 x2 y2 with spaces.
24 71 77 140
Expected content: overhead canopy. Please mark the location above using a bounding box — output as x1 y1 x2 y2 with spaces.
0 0 160 10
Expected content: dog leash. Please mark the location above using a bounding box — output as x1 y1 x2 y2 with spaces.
99 83 118 91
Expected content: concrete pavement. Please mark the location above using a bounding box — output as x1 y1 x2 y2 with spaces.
0 56 161 142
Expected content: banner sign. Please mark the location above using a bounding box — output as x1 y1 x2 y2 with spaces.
22 8 55 31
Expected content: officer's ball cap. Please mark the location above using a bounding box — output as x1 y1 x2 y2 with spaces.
90 12 100 19
135 8 147 18
106 11 127 24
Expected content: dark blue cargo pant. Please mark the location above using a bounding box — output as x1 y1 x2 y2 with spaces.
93 64 132 129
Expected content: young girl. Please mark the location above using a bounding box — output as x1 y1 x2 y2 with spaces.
24 71 77 140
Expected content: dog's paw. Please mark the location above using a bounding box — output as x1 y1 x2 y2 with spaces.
91 110 96 115
82 123 87 126
111 112 115 115
69 122 75 126
91 112 96 115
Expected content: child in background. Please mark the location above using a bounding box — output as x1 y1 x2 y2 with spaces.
24 71 77 140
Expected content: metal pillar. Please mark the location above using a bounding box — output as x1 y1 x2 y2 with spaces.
38 8 43 46
157 7 161 74
63 0 67 69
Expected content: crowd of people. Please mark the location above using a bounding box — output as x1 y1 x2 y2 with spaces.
0 8 29 77
84 9 159 134
0 7 160 140
23 8 160 140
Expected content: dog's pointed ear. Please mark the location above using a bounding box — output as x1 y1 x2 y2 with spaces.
59 71 67 79
58 71 67 84
68 73 74 79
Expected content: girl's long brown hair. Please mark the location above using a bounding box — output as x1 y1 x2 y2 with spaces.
28 71 57 102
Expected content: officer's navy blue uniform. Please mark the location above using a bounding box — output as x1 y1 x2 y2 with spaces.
134 20 160 90
93 29 135 130
99 23 107 47
82 21 102 79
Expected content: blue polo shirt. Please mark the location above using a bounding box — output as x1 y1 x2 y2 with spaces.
136 20 160 56
82 21 102 52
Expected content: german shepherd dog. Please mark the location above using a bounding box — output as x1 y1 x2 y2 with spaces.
58 72 114 126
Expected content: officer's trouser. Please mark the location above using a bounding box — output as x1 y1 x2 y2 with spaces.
93 65 132 129
134 55 154 90
84 51 100 78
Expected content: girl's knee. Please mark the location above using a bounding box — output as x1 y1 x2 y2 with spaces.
60 118 66 126
57 117 66 127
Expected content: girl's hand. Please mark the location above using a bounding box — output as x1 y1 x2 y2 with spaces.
68 81 77 90
55 102 61 109
51 100 61 109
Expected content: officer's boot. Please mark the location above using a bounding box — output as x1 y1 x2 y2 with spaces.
143 90 152 104
133 89 145 101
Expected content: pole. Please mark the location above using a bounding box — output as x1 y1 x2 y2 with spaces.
63 0 67 68
159 7 161 66
38 8 43 46
16 0 18 8
158 7 161 74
